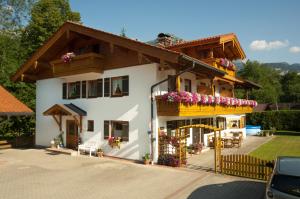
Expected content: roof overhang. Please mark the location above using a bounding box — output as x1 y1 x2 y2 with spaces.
0 112 34 116
179 54 226 77
167 33 246 60
235 78 262 89
12 21 227 83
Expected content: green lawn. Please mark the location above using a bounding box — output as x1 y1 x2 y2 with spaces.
250 134 300 160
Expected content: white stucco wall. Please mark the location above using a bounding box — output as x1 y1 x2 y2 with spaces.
36 63 159 160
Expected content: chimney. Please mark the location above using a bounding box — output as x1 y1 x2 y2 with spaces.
157 33 173 47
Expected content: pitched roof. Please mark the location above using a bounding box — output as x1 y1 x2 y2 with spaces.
12 21 226 82
43 103 86 116
0 85 33 116
167 33 235 48
166 33 246 59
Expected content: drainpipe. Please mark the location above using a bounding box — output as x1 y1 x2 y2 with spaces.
150 61 196 163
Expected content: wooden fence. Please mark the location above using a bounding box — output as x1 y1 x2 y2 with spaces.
220 154 274 181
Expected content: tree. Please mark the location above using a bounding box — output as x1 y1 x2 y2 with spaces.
280 72 300 103
0 0 35 31
20 0 81 58
237 60 282 104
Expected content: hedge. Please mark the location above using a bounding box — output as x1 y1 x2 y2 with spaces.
246 110 300 131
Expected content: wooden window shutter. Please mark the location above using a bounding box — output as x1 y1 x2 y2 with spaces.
97 79 103 97
81 81 86 98
122 121 129 141
168 75 176 92
62 83 67 99
104 120 110 139
104 78 110 97
122 76 129 96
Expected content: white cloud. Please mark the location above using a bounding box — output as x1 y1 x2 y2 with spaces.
289 46 300 53
250 40 289 51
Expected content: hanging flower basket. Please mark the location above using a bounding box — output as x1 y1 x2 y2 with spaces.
61 52 76 63
108 137 121 149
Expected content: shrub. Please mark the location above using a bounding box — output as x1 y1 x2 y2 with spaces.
247 110 300 131
0 116 35 140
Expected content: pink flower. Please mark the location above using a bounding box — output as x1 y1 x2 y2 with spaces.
215 96 220 105
201 95 208 104
207 95 214 104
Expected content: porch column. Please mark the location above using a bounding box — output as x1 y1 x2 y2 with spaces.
176 76 181 92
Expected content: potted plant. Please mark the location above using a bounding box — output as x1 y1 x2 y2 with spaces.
97 148 104 157
143 153 151 165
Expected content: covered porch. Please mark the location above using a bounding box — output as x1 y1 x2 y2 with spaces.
43 103 86 149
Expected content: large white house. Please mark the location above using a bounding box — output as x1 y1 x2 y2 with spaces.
12 22 259 163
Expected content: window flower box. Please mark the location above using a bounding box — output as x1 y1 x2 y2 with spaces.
156 91 256 116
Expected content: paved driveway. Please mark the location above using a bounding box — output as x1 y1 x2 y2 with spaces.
0 149 265 199
187 135 272 171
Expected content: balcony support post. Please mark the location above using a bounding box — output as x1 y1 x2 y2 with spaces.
176 75 181 92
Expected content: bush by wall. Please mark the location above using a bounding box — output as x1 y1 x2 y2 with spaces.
246 110 300 131
0 116 35 140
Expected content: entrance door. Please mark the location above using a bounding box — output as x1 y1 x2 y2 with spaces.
66 120 78 149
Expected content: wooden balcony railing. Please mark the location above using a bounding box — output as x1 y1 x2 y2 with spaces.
50 52 104 77
156 97 254 117
202 58 236 77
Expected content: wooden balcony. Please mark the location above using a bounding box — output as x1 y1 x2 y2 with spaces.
156 97 253 117
50 52 104 77
202 58 236 77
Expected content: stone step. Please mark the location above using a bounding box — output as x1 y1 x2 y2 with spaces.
0 144 12 149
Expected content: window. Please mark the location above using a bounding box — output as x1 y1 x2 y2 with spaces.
217 117 225 129
166 120 190 136
97 79 103 97
111 76 129 97
104 78 110 97
227 119 240 129
88 80 97 98
87 120 94 132
62 83 67 99
184 79 192 92
271 174 300 197
68 82 80 99
104 121 129 141
81 81 86 98
168 75 176 92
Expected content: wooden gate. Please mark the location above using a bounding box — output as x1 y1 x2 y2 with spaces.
221 154 274 181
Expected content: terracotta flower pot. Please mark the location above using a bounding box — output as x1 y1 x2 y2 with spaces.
97 152 104 157
144 159 150 165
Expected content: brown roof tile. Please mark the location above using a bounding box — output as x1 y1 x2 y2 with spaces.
0 85 33 115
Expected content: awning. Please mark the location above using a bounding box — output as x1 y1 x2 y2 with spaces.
43 103 87 116
43 103 86 132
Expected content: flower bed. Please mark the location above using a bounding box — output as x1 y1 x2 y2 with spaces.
158 154 181 167
161 91 258 107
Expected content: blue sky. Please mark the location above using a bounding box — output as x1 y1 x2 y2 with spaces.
69 0 300 64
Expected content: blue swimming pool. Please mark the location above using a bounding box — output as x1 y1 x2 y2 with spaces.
246 125 261 135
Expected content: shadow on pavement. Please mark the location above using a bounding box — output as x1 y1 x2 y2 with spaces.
187 180 266 199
